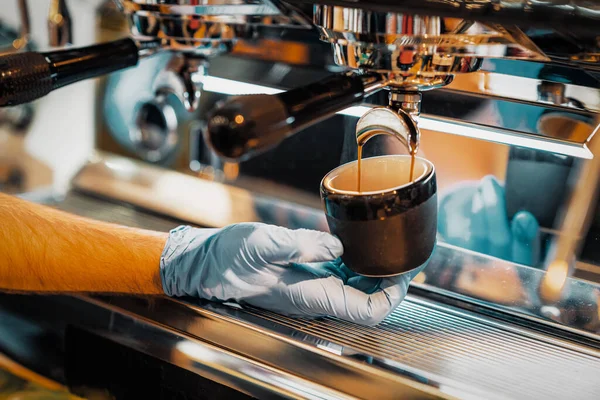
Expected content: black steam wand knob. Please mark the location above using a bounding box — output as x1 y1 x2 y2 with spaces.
0 38 155 107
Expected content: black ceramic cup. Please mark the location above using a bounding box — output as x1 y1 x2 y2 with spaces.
320 155 437 277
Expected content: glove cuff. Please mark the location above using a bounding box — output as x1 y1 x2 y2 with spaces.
160 225 219 297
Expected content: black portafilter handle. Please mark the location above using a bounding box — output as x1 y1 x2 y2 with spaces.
204 73 378 161
0 38 140 107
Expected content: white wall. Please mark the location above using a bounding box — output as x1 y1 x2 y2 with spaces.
1 0 105 193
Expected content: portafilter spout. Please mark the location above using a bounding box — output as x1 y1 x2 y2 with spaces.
356 106 420 157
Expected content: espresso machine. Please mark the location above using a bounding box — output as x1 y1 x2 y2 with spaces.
1 1 600 399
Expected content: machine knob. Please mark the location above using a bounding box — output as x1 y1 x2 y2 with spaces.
131 96 178 162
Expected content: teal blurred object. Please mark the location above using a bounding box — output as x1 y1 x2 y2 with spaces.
438 175 541 267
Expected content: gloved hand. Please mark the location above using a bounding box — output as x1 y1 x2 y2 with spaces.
438 175 540 266
161 223 427 326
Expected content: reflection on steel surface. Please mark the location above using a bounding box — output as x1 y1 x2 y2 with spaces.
291 1 600 45
78 295 444 400
313 6 546 58
70 154 600 341
542 117 600 301
422 243 600 339
173 340 357 400
7 0 31 53
115 0 312 56
355 107 420 155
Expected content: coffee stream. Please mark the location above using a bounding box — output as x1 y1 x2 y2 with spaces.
357 145 363 192
357 143 416 192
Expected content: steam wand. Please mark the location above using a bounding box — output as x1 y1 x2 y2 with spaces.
0 38 160 107
204 73 387 161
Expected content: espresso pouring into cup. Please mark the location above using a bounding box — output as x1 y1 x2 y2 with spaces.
320 107 437 277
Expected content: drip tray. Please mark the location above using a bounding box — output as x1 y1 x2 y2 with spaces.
211 296 600 399
209 297 600 400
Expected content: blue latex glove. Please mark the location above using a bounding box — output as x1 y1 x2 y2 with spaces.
161 223 427 326
438 175 540 266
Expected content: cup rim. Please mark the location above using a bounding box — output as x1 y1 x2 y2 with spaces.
321 155 435 196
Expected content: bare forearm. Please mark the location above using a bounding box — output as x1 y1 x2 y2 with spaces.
0 193 168 294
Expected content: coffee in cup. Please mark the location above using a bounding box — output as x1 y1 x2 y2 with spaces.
320 155 437 276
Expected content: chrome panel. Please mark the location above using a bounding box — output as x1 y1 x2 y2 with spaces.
195 70 597 155
95 7 600 164
447 70 600 113
418 244 600 342
197 74 598 158
68 302 363 400
209 299 600 399
314 6 548 59
101 66 597 166
82 295 445 400
0 292 439 399
115 0 313 55
2 288 598 399
292 1 600 41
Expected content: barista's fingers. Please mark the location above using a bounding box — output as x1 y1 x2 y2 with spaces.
477 176 512 258
347 275 382 294
511 210 540 266
249 224 344 264
344 258 429 294
292 259 350 281
344 275 411 326
291 274 411 326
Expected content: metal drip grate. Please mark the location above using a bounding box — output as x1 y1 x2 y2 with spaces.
238 299 600 400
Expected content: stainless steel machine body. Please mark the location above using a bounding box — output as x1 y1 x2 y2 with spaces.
1 1 600 399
